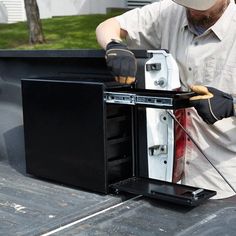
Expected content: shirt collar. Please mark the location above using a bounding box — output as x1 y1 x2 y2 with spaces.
211 1 236 40
181 1 236 40
181 10 188 30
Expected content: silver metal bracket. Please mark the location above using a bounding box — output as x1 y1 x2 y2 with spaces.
148 145 168 156
104 92 173 107
104 92 135 105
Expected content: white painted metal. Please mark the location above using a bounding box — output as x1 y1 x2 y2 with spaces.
145 50 180 182
0 0 26 23
0 2 8 23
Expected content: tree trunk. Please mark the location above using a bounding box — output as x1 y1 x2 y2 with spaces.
24 0 45 44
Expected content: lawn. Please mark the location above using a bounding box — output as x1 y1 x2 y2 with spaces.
0 11 124 49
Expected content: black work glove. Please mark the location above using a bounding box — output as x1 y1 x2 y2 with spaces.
189 85 234 124
105 40 137 84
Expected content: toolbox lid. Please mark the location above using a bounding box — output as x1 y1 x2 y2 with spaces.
110 177 216 206
0 49 151 59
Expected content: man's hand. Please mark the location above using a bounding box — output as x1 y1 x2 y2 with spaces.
105 40 137 84
189 85 234 124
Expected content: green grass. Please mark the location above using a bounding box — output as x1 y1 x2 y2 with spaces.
0 11 124 49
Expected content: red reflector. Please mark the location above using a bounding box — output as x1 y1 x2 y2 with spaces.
173 109 187 183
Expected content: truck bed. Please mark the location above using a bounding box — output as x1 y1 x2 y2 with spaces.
0 50 235 236
1 159 236 236
0 160 124 236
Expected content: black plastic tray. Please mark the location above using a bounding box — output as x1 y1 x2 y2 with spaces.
110 177 216 206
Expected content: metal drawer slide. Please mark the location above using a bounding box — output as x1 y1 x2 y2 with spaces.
104 92 172 107
104 89 195 109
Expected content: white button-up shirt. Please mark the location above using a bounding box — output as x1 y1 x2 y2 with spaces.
116 0 236 199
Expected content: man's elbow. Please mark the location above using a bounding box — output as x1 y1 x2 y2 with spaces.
96 18 121 49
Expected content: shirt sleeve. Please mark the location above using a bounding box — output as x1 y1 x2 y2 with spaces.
115 1 171 49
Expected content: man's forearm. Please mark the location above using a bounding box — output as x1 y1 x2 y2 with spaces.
96 17 127 49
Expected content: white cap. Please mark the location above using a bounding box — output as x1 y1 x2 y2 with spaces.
172 0 218 10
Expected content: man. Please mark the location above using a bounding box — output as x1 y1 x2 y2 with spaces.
96 0 236 199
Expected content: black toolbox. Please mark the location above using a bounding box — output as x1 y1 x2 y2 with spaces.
21 50 216 206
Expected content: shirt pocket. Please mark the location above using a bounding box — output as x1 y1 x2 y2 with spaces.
202 58 236 91
218 63 236 93
203 57 223 83
192 57 218 84
221 63 236 79
203 57 217 83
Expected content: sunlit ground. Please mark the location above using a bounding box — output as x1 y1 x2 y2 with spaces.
0 11 124 49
